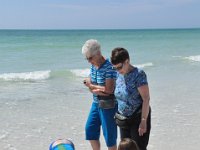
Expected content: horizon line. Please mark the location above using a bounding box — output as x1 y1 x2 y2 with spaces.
0 27 200 30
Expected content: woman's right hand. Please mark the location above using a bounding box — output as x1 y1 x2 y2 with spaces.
83 78 91 87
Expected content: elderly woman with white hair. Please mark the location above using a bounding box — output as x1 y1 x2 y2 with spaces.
82 39 118 150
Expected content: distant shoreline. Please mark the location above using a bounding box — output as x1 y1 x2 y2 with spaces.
0 27 200 31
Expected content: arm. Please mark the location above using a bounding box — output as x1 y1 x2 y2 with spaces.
137 84 150 136
84 78 115 96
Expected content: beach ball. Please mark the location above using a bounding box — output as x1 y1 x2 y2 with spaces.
49 139 75 150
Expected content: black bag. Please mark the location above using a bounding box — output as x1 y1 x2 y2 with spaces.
98 95 116 109
114 112 129 128
114 105 142 128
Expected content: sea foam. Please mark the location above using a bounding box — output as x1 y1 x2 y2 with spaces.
185 55 200 62
135 62 153 68
70 62 153 78
0 70 51 81
70 69 90 78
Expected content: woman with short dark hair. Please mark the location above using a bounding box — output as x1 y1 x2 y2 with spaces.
111 47 151 150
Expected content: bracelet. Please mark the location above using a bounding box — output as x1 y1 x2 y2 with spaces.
141 117 146 121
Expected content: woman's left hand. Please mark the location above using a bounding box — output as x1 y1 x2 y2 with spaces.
138 120 147 136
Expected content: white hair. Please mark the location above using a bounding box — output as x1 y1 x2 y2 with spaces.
82 39 101 56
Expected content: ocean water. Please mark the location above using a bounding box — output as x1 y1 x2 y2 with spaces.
0 29 200 150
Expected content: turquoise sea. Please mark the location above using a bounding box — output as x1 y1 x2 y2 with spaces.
0 29 200 150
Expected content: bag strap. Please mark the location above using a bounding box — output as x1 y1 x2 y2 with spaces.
98 94 115 100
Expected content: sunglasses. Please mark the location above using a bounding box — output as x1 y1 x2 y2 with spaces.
113 63 124 70
85 55 94 61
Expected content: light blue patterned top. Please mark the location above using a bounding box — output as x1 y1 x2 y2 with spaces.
90 59 117 103
114 67 148 116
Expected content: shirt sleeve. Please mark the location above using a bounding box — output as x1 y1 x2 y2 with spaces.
105 66 117 79
136 69 148 87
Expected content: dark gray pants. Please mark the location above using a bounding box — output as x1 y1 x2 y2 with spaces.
120 109 151 150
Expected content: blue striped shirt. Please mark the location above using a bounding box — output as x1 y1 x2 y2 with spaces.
90 59 117 103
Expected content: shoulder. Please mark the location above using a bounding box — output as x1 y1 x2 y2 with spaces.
133 67 146 76
134 67 148 86
101 59 115 71
104 59 113 68
102 59 117 78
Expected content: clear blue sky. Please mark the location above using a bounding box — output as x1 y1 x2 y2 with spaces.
0 0 200 29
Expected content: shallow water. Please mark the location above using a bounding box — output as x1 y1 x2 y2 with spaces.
0 29 200 150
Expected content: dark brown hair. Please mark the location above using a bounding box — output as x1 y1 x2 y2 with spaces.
111 47 129 65
118 138 139 150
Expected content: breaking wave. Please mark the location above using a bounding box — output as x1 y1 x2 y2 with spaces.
0 70 51 81
184 55 200 62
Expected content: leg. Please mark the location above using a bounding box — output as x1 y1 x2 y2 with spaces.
108 145 117 150
85 103 101 149
131 109 151 150
100 104 118 149
120 127 131 139
90 140 100 150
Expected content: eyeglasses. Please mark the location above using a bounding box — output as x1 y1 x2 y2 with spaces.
113 63 124 70
85 55 94 61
